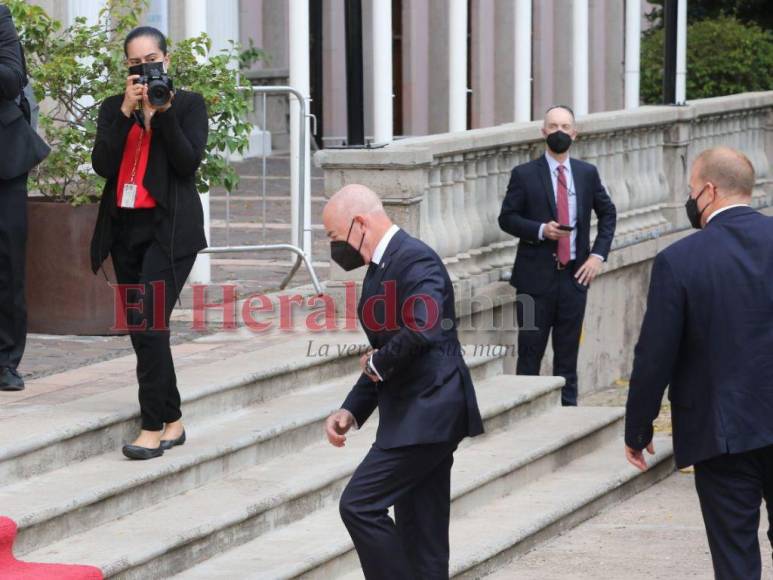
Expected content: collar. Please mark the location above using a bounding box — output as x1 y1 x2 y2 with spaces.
706 204 751 224
545 151 571 174
371 224 400 265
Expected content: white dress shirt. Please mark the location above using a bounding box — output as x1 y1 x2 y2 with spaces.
538 152 605 263
364 224 400 382
371 224 400 265
539 153 578 260
706 204 750 224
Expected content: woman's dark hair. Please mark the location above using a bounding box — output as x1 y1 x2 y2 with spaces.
123 26 168 57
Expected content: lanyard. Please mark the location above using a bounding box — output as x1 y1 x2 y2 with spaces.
128 128 145 185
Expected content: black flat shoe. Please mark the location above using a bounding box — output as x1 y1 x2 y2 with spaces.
160 430 186 451
0 367 24 391
122 444 164 460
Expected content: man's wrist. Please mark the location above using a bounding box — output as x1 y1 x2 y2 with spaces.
538 223 546 241
340 408 358 430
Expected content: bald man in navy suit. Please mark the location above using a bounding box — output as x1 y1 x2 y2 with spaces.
626 147 773 580
322 185 483 580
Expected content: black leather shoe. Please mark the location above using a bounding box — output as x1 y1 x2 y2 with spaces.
0 367 24 391
160 430 186 451
122 444 164 460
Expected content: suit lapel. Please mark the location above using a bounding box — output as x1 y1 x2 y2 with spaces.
361 229 408 300
569 159 584 224
369 229 408 293
538 156 557 220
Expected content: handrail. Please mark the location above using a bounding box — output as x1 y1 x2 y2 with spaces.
200 85 323 296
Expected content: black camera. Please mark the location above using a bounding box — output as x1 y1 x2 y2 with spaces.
129 62 173 107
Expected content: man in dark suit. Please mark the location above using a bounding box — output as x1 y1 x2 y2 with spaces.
323 184 484 580
0 5 31 391
625 147 773 580
498 105 617 406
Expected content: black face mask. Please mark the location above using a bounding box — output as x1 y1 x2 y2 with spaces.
330 219 366 271
685 185 709 229
546 130 573 154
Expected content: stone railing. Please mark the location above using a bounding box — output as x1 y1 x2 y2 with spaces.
316 91 773 291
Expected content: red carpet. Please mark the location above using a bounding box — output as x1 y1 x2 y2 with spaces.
0 517 103 579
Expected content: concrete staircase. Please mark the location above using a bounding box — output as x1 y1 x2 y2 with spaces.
0 331 674 579
204 155 328 291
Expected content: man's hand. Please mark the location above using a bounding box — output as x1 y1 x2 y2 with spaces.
575 255 603 286
625 441 655 472
325 409 356 447
543 221 572 241
360 349 380 383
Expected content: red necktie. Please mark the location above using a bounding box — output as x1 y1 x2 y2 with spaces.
556 165 571 266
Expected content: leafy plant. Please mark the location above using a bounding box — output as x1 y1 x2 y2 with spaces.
644 0 772 31
640 15 773 104
7 0 263 205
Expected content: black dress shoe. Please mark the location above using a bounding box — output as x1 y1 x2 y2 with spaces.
0 367 24 391
122 444 164 460
160 430 186 451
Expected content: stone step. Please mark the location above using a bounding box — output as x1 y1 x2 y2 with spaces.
172 408 636 580
204 231 329 260
226 156 324 179
23 403 622 579
261 437 674 580
209 196 326 220
7 351 508 556
209 176 324 198
0 333 376 487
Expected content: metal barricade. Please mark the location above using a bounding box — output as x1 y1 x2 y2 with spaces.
200 85 323 295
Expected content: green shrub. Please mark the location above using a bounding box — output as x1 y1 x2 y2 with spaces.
7 0 262 205
641 15 773 105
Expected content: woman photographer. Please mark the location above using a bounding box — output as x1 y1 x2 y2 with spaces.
90 26 208 460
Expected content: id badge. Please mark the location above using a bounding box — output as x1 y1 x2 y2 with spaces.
121 183 137 208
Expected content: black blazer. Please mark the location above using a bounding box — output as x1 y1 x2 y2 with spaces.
0 6 23 102
626 207 773 468
90 90 208 274
341 229 485 449
0 5 48 181
498 155 617 295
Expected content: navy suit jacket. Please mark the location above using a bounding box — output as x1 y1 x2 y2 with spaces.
626 207 773 468
341 229 485 448
498 155 617 295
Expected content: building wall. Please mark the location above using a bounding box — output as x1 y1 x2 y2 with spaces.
24 0 647 146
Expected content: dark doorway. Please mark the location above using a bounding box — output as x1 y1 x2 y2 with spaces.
392 0 403 137
309 0 324 148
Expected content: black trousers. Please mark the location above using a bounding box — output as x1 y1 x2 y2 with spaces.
110 209 195 432
339 441 458 580
694 444 773 580
515 265 587 406
0 174 28 370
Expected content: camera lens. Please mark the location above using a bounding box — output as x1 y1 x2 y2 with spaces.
148 81 170 107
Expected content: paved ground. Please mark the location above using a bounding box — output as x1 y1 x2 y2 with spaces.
20 323 213 380
492 471 772 580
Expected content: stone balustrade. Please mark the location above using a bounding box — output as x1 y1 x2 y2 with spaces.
316 92 773 291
